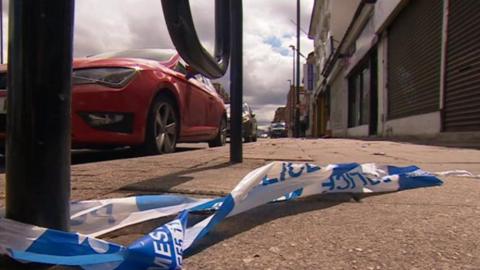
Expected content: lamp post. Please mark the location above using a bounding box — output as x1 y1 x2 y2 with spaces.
230 0 243 163
0 0 3 64
295 0 301 138
288 45 296 137
288 45 296 89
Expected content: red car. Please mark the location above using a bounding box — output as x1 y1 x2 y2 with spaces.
0 49 227 154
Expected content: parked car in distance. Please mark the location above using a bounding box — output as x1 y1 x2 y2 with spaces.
0 49 227 154
270 121 287 138
259 132 269 138
225 102 258 142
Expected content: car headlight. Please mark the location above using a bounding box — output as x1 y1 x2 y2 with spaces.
72 68 137 88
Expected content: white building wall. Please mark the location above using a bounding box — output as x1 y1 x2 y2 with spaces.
373 0 407 33
308 0 362 138
330 0 361 41
329 69 348 137
377 33 388 136
347 125 369 137
313 40 325 92
311 0 361 81
385 112 441 136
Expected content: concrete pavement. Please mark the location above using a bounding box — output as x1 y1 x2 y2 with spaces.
0 138 479 269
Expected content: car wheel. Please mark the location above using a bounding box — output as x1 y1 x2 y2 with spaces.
208 117 227 147
144 96 178 154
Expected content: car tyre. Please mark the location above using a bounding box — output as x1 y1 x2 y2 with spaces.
208 117 227 147
143 96 178 155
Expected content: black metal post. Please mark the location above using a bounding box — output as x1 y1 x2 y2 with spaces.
289 45 295 90
295 0 301 138
230 0 243 163
288 45 296 137
5 0 75 230
0 0 3 64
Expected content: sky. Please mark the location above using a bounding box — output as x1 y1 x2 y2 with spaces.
2 0 314 129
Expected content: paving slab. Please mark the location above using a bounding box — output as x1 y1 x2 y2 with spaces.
241 139 314 161
298 139 480 173
184 199 480 269
121 158 267 196
0 144 230 206
0 138 479 270
360 177 480 207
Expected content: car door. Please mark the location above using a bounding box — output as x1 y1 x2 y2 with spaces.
170 62 211 139
200 77 222 130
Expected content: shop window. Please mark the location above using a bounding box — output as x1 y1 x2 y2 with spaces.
348 63 370 127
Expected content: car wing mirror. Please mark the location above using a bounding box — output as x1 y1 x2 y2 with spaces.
185 64 199 79
251 113 255 118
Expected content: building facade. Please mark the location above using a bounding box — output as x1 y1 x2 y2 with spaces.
308 0 360 137
285 85 307 137
272 107 287 123
304 52 316 137
308 0 480 141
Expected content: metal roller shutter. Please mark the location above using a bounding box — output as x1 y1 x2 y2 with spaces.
444 0 480 131
387 0 443 120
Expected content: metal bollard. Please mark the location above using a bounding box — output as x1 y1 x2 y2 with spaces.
5 0 75 231
229 0 243 163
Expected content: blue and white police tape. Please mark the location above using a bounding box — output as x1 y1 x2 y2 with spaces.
0 162 445 269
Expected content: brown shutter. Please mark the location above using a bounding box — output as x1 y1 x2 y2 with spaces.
444 0 480 131
387 0 443 120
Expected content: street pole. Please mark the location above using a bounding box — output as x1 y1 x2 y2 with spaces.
230 0 243 163
6 0 75 231
289 45 296 137
0 0 3 64
289 45 295 90
295 0 301 138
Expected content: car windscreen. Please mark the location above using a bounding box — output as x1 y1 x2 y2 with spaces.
272 123 285 128
90 49 176 62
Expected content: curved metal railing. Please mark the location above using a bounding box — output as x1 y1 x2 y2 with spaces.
162 0 231 79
